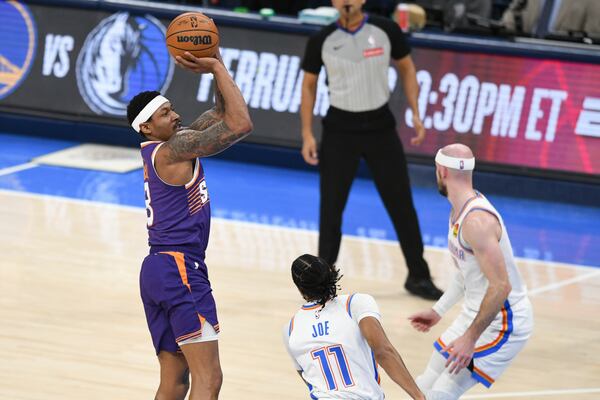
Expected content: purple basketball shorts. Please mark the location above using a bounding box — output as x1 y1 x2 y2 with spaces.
140 250 219 354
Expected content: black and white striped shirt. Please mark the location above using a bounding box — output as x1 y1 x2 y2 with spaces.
302 14 410 116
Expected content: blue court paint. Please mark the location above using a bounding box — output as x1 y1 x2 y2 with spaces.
0 132 598 267
1 133 75 169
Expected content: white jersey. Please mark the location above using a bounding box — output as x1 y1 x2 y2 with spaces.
283 294 384 399
439 191 533 387
447 192 528 317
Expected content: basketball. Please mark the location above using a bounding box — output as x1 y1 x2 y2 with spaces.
166 12 219 59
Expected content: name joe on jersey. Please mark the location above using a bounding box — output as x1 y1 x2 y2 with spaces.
312 321 331 338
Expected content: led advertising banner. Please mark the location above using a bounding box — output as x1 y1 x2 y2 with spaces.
393 51 600 176
0 1 598 177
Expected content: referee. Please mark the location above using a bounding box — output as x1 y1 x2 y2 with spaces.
300 0 442 300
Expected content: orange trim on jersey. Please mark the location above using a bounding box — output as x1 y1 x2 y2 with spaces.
151 142 163 164
333 344 356 388
436 338 448 351
311 347 338 389
187 186 200 199
188 194 204 209
472 366 495 384
346 293 355 317
302 304 321 310
436 338 496 387
451 192 481 224
161 251 190 292
140 140 162 148
176 314 217 343
475 307 508 352
185 160 200 189
436 307 508 354
189 199 209 216
176 328 202 343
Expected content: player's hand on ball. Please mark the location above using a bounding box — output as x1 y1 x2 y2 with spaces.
175 52 219 74
214 47 224 64
411 113 426 146
408 309 441 332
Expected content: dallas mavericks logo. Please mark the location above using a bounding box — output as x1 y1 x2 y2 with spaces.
76 12 173 116
0 1 36 100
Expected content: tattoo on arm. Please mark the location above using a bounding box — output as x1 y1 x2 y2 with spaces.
188 77 226 131
167 63 251 161
214 81 225 115
166 119 245 160
189 108 220 131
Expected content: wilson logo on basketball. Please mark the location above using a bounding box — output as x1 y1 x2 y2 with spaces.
363 47 384 58
177 35 213 45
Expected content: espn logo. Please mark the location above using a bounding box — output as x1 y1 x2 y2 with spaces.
575 97 600 138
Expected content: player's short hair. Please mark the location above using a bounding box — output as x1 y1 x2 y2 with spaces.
291 254 342 307
127 90 162 136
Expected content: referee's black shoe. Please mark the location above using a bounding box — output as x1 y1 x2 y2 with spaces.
404 276 443 300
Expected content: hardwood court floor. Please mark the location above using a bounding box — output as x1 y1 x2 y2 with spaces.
1 190 599 399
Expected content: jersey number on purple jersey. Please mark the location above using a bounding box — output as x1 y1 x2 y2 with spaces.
144 182 154 226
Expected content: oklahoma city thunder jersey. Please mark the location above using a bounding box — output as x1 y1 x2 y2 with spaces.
447 192 528 316
438 191 533 387
283 294 384 400
140 141 211 252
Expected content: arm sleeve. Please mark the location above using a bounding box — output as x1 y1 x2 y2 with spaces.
282 321 302 371
432 270 465 317
349 293 381 324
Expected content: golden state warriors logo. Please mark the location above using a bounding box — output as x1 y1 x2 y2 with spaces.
0 1 36 100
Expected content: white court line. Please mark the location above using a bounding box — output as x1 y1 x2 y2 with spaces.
459 387 600 398
0 188 598 275
0 162 38 177
529 270 600 296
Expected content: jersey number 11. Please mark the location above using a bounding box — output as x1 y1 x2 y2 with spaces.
311 344 355 390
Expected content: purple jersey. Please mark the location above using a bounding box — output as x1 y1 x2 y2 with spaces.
141 141 211 253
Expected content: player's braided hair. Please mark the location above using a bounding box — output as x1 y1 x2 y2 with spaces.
291 254 343 308
126 90 162 137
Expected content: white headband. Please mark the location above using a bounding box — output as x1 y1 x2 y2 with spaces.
435 149 475 171
131 95 169 132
